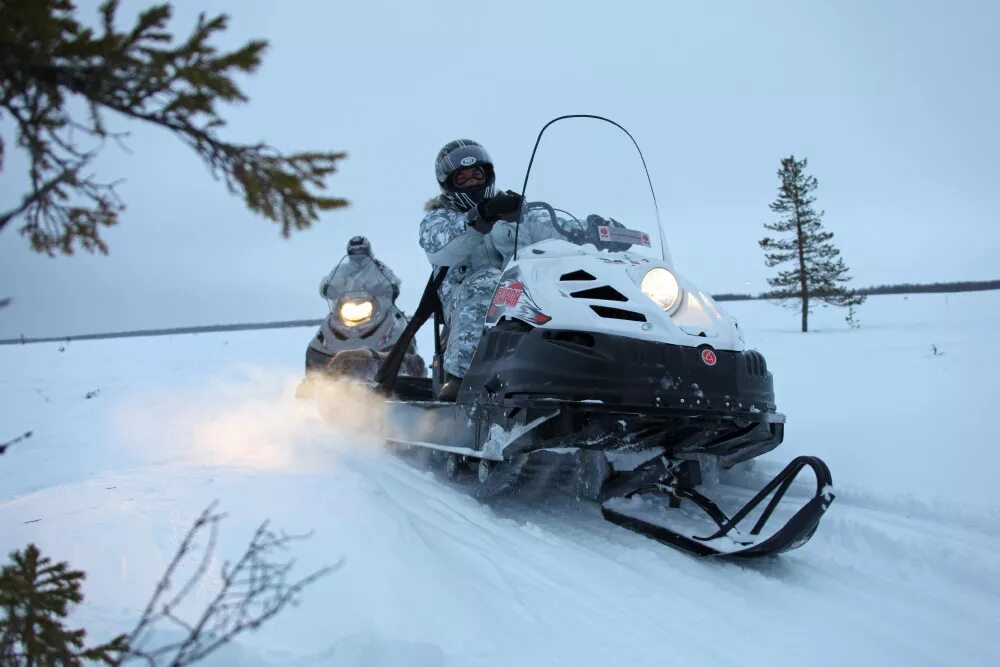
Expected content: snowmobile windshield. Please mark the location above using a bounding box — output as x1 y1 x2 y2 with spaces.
512 115 670 266
323 254 396 305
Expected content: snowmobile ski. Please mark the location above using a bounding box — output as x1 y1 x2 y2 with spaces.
601 456 834 558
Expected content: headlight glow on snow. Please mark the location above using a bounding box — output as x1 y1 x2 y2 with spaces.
339 299 374 326
641 268 681 313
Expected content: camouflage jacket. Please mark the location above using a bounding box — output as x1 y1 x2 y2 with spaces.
418 196 505 304
419 196 595 302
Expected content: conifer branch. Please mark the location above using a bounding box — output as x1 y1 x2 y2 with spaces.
0 0 348 255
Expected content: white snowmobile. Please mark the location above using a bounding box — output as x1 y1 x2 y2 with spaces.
367 116 834 559
298 251 424 397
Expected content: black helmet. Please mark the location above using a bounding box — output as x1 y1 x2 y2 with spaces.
347 235 371 256
435 139 496 211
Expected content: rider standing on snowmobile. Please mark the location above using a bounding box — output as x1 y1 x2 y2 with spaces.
320 236 401 303
419 140 523 400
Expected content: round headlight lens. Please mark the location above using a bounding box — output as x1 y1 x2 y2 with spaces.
339 299 374 326
641 268 681 313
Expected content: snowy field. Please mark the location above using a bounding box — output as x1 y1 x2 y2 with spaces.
1 291 999 666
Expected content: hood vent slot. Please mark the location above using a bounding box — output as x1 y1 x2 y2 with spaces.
590 305 646 322
560 270 596 281
571 286 628 302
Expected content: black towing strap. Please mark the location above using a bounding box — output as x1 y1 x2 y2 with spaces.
375 267 448 394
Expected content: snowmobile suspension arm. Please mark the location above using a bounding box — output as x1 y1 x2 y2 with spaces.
606 455 834 558
696 456 832 541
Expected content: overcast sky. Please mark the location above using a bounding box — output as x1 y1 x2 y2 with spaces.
2 0 998 340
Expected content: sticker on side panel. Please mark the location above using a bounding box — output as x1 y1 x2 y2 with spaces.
492 281 523 308
701 348 718 366
487 269 551 326
597 225 651 248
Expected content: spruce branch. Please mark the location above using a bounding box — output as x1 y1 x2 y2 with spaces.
0 0 348 255
0 544 128 664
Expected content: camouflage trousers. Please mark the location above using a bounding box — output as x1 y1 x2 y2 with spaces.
444 267 501 377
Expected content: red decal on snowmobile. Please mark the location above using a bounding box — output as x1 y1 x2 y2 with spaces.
701 349 717 366
493 281 524 307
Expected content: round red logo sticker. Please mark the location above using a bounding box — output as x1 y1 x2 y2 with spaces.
701 349 718 366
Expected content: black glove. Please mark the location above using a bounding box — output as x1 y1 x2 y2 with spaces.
467 211 496 235
476 191 524 223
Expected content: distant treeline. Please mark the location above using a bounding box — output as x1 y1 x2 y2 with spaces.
4 279 999 345
0 318 323 346
713 280 1000 302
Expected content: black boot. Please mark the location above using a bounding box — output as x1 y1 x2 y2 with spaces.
437 373 462 402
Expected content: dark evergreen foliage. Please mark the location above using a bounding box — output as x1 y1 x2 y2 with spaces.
759 155 864 332
710 293 755 302
712 280 1000 302
0 544 127 665
0 0 348 255
856 280 1000 295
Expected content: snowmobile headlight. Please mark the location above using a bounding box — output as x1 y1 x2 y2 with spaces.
339 299 374 326
641 268 681 313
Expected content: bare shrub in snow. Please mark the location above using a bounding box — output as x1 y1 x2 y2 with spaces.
0 431 32 456
0 504 337 666
120 503 339 666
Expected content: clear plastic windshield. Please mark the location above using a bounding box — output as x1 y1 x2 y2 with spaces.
323 255 395 304
514 116 670 265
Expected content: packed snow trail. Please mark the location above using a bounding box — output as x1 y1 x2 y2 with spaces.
1 293 998 666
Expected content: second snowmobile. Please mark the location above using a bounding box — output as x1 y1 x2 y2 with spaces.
298 243 424 397
362 116 834 559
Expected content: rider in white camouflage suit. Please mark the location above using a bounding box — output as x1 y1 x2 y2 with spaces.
418 140 525 400
419 140 624 400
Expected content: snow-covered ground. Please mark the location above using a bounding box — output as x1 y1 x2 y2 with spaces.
2 292 998 666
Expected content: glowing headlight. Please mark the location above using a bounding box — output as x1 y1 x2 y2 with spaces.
641 268 681 313
339 299 374 326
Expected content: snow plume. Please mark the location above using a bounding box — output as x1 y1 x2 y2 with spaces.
113 364 390 473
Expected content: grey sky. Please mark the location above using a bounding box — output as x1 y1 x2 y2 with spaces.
2 0 998 339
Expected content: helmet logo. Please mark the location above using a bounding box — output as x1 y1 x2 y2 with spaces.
460 156 477 166
701 349 718 366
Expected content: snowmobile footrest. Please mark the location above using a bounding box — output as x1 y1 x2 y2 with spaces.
601 456 834 558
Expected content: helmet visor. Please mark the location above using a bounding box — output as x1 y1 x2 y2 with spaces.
450 166 487 190
436 144 494 190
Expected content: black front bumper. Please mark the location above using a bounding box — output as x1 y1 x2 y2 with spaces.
459 325 784 465
462 325 778 412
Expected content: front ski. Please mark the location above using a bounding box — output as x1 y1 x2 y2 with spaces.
601 456 834 558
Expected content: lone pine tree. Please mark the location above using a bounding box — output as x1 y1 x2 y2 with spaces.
759 156 864 332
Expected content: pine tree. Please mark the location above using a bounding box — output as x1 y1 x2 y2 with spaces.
0 544 127 665
759 155 864 332
0 0 348 255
